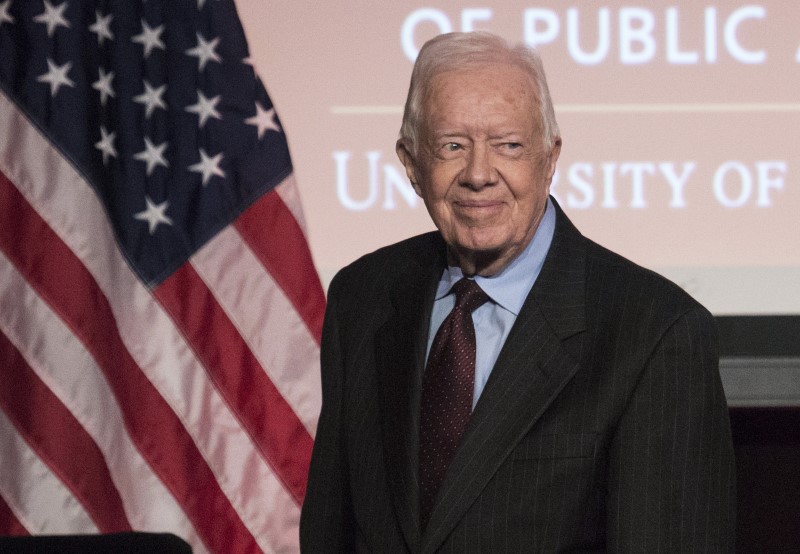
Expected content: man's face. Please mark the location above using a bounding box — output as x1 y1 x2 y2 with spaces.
398 63 560 276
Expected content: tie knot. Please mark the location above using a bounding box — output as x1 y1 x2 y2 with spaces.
452 278 490 314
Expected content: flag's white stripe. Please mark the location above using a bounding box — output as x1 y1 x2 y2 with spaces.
0 252 207 552
0 88 297 551
192 225 321 434
0 409 99 535
275 174 309 235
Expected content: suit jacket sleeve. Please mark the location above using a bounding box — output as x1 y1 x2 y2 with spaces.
300 275 355 552
606 305 736 552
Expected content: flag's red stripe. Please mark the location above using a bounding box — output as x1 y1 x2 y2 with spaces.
0 173 259 553
235 190 325 344
0 330 132 533
155 263 314 504
0 492 29 536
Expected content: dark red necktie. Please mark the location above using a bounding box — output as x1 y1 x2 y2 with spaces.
419 278 489 528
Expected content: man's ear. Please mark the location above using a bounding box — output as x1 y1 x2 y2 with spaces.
546 137 562 182
396 140 423 197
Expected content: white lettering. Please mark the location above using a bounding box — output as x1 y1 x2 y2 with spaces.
725 6 766 64
400 7 772 65
755 161 786 207
666 8 699 64
713 161 752 207
659 162 695 208
619 8 656 64
567 163 595 208
601 163 618 208
335 151 378 211
335 151 421 211
523 8 560 48
705 7 718 63
401 8 452 62
552 161 700 209
620 162 656 208
567 8 610 65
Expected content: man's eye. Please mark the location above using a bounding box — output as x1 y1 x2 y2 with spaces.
505 142 522 149
443 143 461 151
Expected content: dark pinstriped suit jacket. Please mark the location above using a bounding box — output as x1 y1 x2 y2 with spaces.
300 199 736 553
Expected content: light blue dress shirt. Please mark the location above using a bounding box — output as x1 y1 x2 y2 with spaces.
425 198 556 409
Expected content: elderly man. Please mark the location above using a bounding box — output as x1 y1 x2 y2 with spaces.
300 32 735 552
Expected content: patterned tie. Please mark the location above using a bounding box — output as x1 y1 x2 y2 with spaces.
419 277 490 529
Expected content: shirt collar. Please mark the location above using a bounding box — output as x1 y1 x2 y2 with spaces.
435 197 556 315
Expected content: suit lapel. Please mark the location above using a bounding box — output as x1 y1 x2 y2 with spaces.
375 234 445 552
421 201 589 553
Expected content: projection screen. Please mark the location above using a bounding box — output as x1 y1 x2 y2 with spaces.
235 0 800 315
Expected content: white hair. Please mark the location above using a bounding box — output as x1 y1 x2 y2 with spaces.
399 32 560 156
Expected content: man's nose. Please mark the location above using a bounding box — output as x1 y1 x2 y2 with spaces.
461 145 497 189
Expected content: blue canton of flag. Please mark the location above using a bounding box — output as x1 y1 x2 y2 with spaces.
1 0 290 286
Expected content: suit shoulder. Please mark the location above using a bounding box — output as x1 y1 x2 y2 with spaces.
549 201 708 325
575 237 718 382
583 236 711 324
328 231 442 301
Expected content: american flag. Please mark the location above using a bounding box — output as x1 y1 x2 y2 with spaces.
0 0 324 552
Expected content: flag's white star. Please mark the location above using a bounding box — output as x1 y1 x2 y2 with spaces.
88 10 113 45
133 80 167 119
34 0 70 37
189 148 225 186
186 33 221 71
94 125 117 165
185 90 221 128
134 196 173 235
0 1 15 27
134 137 169 176
37 58 75 97
245 102 280 139
92 67 115 106
132 19 165 58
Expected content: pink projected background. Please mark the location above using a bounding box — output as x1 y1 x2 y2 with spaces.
236 0 800 314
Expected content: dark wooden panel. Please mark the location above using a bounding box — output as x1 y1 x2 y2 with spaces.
730 408 800 553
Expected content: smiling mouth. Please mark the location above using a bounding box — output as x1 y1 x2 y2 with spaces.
451 201 506 224
454 200 504 211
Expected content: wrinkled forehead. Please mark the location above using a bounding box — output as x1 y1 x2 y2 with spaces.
421 64 542 130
